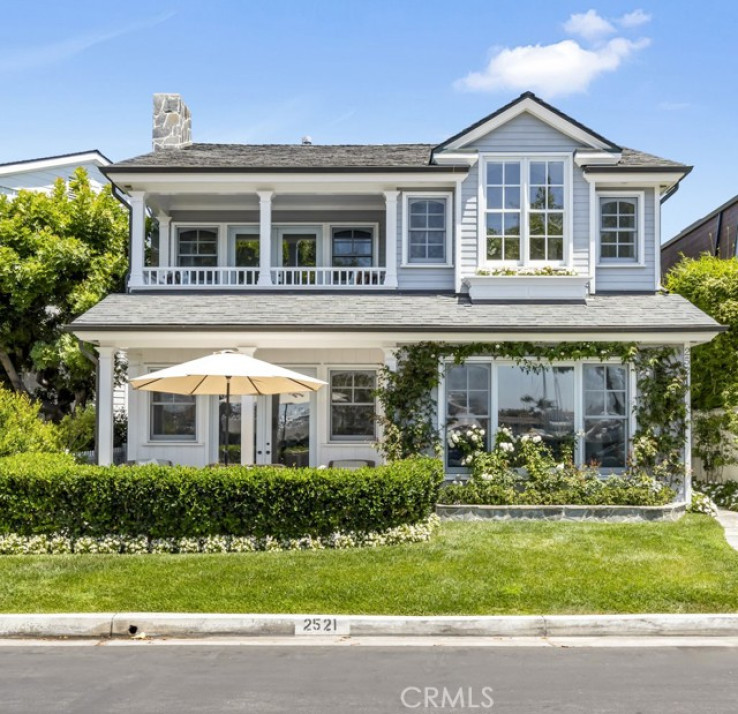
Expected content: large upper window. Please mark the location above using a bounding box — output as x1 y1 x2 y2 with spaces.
150 391 196 441
330 370 376 441
484 158 566 264
177 228 218 267
332 228 373 267
599 196 640 263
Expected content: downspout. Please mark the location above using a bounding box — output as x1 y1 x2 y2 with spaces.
713 210 724 257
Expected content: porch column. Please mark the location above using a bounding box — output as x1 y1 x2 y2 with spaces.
157 214 171 267
129 191 146 287
384 190 399 288
97 346 116 466
257 190 274 286
684 344 693 503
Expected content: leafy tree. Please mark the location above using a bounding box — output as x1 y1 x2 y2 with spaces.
665 255 738 476
0 169 128 417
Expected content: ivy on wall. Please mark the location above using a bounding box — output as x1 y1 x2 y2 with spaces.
376 341 688 482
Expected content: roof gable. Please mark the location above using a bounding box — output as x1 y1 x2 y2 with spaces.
433 92 620 154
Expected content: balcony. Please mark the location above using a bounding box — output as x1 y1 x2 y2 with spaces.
140 266 389 289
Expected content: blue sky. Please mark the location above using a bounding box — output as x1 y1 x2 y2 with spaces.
0 0 734 241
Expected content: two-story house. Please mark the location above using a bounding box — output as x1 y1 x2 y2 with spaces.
70 92 719 488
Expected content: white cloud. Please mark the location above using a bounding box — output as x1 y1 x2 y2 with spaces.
0 12 175 73
619 9 652 28
455 37 650 98
563 10 615 41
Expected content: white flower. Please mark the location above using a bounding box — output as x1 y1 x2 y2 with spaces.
532 435 542 444
521 434 530 443
479 429 486 436
480 473 494 481
499 442 514 453
555 463 565 472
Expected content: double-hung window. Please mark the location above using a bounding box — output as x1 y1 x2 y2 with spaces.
484 157 567 264
332 228 373 267
404 194 451 265
598 194 642 264
150 391 196 441
177 227 218 267
329 370 377 441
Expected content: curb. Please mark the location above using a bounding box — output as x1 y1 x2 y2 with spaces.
1 613 738 639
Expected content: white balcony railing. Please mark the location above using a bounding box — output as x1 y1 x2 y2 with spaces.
137 266 388 289
271 267 387 287
141 267 260 287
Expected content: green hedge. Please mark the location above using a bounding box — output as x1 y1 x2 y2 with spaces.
0 454 443 539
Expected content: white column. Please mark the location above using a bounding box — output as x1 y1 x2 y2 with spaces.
157 214 171 268
129 191 146 287
257 190 274 286
684 343 693 504
97 346 116 466
384 190 399 288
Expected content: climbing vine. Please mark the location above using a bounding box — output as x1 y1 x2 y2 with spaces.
376 342 688 482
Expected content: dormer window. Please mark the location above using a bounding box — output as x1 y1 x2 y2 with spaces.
597 192 645 266
482 156 569 265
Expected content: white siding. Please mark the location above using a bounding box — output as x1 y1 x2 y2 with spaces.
595 187 657 292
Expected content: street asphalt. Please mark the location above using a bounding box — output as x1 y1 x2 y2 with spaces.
1 642 738 713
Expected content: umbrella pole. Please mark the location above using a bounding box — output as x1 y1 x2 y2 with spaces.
224 376 231 467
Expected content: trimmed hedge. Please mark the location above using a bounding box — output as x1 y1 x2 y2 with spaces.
0 454 443 539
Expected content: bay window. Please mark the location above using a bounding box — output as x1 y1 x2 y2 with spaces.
483 156 568 265
443 361 629 470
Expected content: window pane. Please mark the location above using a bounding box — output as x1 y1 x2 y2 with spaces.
529 161 546 184
486 214 502 235
548 161 564 184
487 237 502 260
503 162 520 184
497 366 575 459
504 213 521 235
505 237 520 260
548 187 564 210
548 238 563 260
548 215 563 235
530 237 546 260
487 186 502 209
487 162 503 184
504 187 521 210
585 418 626 468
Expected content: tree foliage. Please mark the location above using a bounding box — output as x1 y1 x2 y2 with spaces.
665 255 738 476
0 169 128 416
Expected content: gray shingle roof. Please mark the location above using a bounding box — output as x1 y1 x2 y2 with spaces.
110 144 435 169
69 293 720 334
105 143 687 172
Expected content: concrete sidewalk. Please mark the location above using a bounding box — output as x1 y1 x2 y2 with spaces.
2 613 738 640
717 509 738 551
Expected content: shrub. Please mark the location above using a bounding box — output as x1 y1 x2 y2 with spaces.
57 404 96 452
438 427 675 506
0 387 59 457
696 480 738 512
0 454 443 539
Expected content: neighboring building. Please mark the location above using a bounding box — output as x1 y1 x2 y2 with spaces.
0 150 111 197
661 194 738 276
70 92 720 492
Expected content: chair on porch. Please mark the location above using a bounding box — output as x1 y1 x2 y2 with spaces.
327 459 376 470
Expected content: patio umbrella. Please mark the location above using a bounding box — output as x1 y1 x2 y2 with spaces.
130 350 326 466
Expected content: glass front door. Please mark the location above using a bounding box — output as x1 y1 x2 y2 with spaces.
253 368 315 467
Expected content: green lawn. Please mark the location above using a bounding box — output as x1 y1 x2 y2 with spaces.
1 516 737 614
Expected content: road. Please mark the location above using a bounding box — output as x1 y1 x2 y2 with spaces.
1 640 737 713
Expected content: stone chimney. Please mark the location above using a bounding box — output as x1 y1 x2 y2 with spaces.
152 94 192 151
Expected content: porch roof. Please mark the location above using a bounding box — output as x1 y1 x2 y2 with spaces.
69 292 721 335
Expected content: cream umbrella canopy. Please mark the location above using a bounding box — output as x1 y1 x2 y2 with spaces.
130 350 326 466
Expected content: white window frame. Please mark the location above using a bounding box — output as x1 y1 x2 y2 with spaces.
596 191 646 267
143 363 199 445
401 191 453 268
174 224 222 267
328 368 378 443
329 224 379 267
439 358 632 473
477 154 574 269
